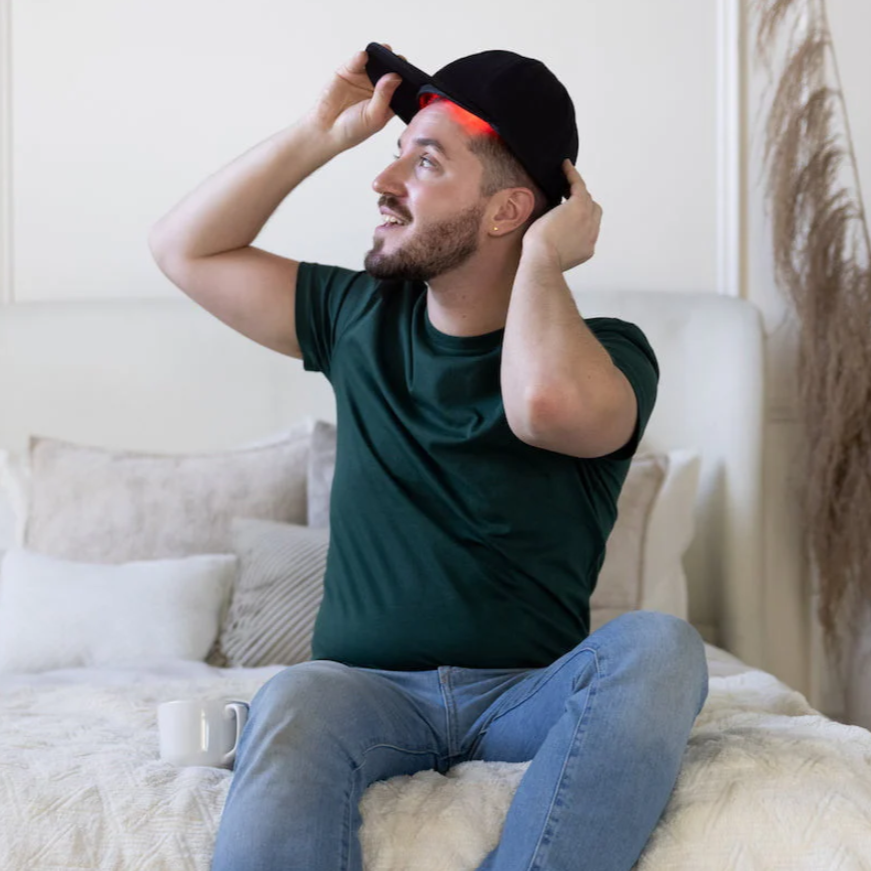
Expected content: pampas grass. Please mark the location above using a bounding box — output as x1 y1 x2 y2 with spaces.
753 0 871 681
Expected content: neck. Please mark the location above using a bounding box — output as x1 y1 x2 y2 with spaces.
424 250 521 337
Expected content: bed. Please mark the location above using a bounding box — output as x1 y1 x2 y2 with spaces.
1 286 871 870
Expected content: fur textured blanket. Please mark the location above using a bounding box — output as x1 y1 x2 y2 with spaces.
1 651 870 870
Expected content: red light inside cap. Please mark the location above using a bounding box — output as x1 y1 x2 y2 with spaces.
418 93 500 141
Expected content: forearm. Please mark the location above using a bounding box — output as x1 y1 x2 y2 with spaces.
501 240 620 431
148 115 342 260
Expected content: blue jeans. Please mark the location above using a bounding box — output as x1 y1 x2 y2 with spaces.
211 610 709 871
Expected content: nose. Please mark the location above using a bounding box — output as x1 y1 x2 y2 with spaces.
372 158 407 200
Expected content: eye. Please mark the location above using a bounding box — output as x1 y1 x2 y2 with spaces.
392 153 436 168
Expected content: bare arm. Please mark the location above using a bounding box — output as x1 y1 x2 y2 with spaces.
147 118 341 358
147 44 403 358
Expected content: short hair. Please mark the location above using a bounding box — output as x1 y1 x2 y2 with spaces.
465 133 552 232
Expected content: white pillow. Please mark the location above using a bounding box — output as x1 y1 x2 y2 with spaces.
0 548 237 673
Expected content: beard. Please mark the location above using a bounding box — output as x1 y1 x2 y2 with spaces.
364 199 487 283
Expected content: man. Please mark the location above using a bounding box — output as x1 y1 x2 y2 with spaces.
149 42 709 871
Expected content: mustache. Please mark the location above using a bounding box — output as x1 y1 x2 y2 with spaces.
378 200 411 222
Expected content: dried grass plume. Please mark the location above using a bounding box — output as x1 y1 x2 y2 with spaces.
753 0 871 678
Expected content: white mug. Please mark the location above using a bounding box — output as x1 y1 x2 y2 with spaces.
158 698 249 769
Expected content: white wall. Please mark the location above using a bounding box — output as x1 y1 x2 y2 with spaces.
1 0 868 718
2 0 721 303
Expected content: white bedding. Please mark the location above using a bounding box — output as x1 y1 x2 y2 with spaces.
1 645 870 871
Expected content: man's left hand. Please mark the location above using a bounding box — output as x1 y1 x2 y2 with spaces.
523 160 602 271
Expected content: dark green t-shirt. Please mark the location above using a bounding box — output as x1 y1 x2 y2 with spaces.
295 262 659 670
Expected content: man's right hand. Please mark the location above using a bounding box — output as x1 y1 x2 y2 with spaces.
307 44 406 152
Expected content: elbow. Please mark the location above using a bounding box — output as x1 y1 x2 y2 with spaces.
504 386 556 446
147 223 171 263
147 224 165 261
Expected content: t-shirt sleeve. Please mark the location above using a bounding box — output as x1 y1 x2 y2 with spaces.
294 261 378 380
586 317 660 461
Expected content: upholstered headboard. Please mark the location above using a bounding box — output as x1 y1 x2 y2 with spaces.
577 291 765 669
0 287 765 669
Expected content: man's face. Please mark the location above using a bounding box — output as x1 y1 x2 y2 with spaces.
364 102 489 283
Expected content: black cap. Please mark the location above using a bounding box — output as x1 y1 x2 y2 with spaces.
364 43 579 209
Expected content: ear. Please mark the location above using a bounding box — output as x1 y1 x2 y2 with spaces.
491 187 537 232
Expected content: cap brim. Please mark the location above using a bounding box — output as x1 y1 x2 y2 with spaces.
364 43 432 124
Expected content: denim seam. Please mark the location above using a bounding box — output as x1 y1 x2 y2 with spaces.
438 668 459 759
528 647 601 871
343 762 355 871
351 743 447 772
488 646 599 726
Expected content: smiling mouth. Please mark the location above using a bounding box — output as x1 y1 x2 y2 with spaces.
376 221 408 232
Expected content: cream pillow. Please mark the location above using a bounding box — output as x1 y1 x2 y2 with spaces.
307 420 337 529
590 449 700 630
589 452 666 617
22 422 311 564
0 548 236 673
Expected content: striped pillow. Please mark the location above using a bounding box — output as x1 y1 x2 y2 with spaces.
216 518 329 667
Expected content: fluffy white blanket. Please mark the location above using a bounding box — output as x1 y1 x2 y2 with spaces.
0 648 870 870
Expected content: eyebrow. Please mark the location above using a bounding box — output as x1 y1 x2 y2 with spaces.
396 136 451 160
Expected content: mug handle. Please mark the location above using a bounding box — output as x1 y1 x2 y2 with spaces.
222 701 250 769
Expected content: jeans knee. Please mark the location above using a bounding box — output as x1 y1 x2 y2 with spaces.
643 611 708 711
617 610 704 659
247 660 364 743
600 610 708 712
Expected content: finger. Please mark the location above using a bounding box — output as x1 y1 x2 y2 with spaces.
564 160 588 194
382 44 407 61
371 73 401 115
350 49 368 70
563 158 584 182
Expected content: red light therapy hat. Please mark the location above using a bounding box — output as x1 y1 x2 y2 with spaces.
364 42 579 208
